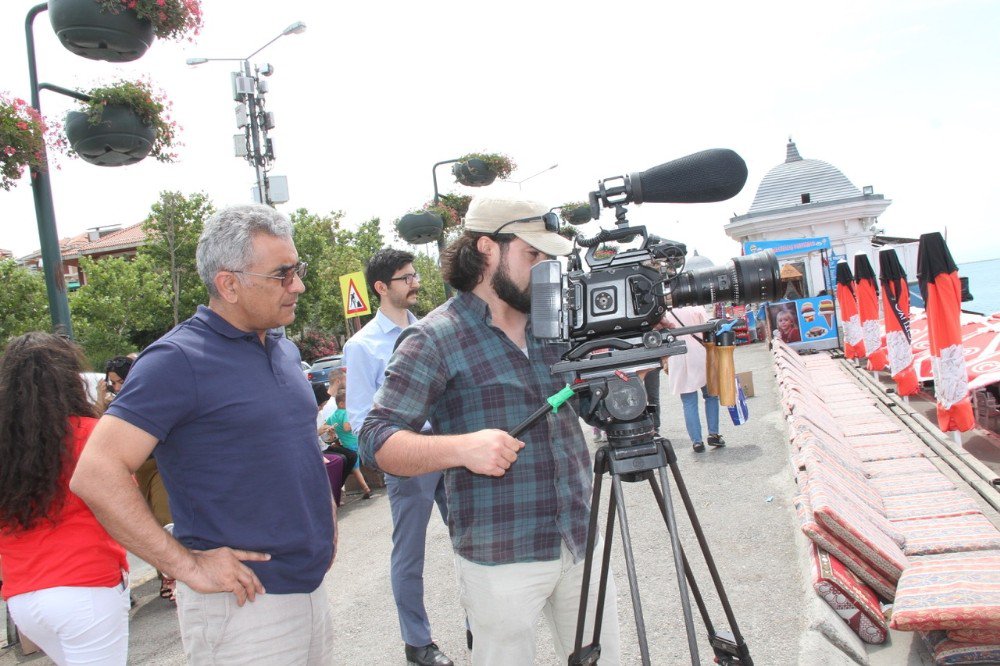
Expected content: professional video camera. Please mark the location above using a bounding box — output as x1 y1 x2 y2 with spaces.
531 149 781 348
514 150 777 665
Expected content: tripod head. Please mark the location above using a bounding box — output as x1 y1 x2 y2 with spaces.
556 319 722 450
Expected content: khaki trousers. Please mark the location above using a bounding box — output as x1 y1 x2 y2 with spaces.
175 580 333 665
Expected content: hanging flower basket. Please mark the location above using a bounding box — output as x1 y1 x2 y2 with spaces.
0 93 63 191
66 79 178 167
396 210 444 246
559 201 593 225
437 193 472 219
452 152 516 187
65 104 154 166
49 0 154 62
48 0 203 62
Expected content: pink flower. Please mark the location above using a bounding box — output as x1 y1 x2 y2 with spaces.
16 121 29 130
156 0 165 4
4 146 16 156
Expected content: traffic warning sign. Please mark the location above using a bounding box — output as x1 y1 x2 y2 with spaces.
339 272 371 319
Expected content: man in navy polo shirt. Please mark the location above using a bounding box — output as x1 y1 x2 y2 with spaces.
72 205 336 664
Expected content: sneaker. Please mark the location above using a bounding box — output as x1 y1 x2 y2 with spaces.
692 441 706 452
707 434 726 448
405 642 453 666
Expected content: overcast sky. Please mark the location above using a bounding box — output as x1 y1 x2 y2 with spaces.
2 0 998 265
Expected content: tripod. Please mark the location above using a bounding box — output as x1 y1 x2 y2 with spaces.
510 358 753 666
572 412 752 665
513 330 752 665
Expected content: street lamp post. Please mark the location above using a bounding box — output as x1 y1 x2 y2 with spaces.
186 21 305 207
510 163 559 190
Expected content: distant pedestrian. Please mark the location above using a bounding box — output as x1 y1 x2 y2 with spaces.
0 332 130 665
662 306 726 452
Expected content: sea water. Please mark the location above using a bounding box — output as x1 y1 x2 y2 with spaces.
958 258 1000 316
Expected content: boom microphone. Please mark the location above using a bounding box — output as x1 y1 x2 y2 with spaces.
632 148 748 204
589 148 748 216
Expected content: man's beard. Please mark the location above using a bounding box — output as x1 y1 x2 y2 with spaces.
492 255 531 313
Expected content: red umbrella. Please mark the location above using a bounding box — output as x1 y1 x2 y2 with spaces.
917 232 974 432
912 314 984 381
878 248 918 395
836 262 865 359
962 322 1000 390
854 253 887 370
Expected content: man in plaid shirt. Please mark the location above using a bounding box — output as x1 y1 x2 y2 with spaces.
359 195 620 665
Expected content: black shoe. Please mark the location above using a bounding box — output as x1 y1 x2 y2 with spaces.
693 441 705 452
707 433 726 448
405 643 453 666
466 629 473 651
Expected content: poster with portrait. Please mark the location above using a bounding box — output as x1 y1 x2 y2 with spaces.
766 296 838 351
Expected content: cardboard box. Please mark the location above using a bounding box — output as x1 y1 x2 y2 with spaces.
736 371 755 398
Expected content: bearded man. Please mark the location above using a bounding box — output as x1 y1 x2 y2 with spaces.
359 196 621 665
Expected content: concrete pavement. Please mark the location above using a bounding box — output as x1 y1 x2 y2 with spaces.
2 342 943 664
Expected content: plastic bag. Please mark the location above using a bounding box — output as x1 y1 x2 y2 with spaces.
728 381 749 425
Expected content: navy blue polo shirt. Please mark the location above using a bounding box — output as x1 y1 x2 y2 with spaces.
107 305 334 594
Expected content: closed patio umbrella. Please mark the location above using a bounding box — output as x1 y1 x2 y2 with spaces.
879 248 918 395
917 232 974 432
853 254 885 368
836 262 865 359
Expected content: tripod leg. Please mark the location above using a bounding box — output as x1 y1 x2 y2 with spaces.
571 449 608 665
611 474 658 666
653 466 701 665
646 473 715 635
667 453 752 663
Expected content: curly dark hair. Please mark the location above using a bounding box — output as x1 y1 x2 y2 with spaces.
0 332 97 532
441 231 514 293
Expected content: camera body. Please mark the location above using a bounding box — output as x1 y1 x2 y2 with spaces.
531 227 780 346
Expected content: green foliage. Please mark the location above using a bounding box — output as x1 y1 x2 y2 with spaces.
0 260 50 346
70 255 172 367
412 253 446 317
139 191 213 326
289 210 385 339
76 80 178 162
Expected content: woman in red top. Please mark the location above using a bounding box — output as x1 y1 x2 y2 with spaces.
0 332 129 665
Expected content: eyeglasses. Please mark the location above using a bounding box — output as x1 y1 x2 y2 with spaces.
231 261 308 287
491 212 560 238
387 272 421 286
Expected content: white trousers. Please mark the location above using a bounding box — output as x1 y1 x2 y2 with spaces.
6 583 130 666
456 541 621 665
175 580 333 665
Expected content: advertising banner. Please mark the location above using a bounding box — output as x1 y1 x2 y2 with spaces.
743 237 831 258
766 295 839 352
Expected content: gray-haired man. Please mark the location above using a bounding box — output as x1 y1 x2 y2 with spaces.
72 204 336 664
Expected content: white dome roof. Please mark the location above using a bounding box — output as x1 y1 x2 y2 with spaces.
748 140 860 214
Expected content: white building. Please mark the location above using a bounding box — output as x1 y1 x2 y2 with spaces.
725 140 905 296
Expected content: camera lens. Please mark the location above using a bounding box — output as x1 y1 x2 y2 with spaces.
667 250 780 307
